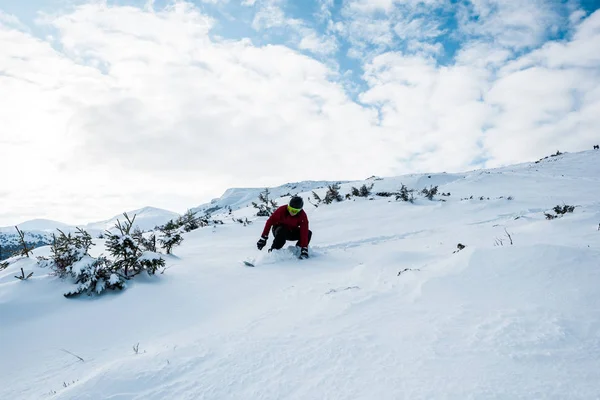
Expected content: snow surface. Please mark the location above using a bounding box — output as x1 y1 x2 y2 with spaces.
1 150 600 399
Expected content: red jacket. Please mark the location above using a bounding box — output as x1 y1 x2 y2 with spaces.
261 205 310 247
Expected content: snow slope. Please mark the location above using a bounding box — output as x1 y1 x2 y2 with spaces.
192 180 348 215
1 150 600 399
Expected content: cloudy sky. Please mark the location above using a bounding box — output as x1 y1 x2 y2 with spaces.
0 0 599 226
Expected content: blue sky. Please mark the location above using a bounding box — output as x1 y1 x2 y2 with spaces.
4 0 598 96
0 0 599 224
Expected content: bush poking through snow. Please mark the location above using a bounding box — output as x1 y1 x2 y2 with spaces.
553 204 575 215
0 260 8 270
233 217 252 226
252 188 278 216
545 204 576 220
105 213 143 278
396 184 415 203
324 184 344 204
132 228 158 252
14 267 33 280
36 217 166 297
453 243 466 253
311 191 322 207
37 228 94 277
157 220 184 255
397 268 420 276
421 185 439 200
535 150 565 163
138 252 166 275
351 183 374 198
494 229 514 246
176 209 201 232
37 227 127 297
360 183 374 197
64 256 125 298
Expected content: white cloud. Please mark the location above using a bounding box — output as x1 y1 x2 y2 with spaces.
346 0 397 14
457 0 564 50
316 0 334 21
339 0 448 61
250 0 338 56
0 3 388 224
358 10 600 171
298 31 337 55
251 2 291 30
393 17 445 40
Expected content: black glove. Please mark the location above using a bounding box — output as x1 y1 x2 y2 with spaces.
299 247 309 259
257 236 268 250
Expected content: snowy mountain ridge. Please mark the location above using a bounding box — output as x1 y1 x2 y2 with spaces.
191 180 349 216
1 149 600 399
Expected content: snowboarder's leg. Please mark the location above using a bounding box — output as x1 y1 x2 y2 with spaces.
270 226 289 250
288 229 312 247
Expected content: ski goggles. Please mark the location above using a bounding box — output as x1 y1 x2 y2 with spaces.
287 205 302 215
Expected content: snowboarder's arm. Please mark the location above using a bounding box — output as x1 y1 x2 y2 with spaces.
299 216 309 248
261 206 283 237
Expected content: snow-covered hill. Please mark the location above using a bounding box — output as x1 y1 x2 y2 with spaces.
82 206 180 233
0 218 74 234
192 180 349 215
1 150 600 399
0 207 180 259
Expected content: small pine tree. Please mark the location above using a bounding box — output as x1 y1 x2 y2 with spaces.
396 184 415 203
359 183 374 197
158 220 184 255
40 228 95 277
137 252 166 275
324 184 343 204
64 256 125 298
14 226 34 257
312 191 322 207
132 227 157 252
252 188 278 216
421 185 438 200
104 213 142 278
177 209 200 232
553 204 575 215
350 183 374 198
37 227 127 297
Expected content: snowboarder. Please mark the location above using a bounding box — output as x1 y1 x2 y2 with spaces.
256 196 312 259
